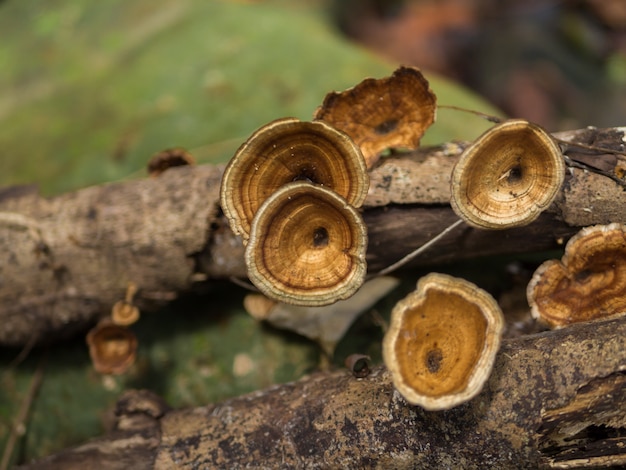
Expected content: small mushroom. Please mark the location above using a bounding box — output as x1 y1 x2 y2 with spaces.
86 319 138 375
450 119 564 229
220 118 368 243
313 66 437 169
147 148 195 177
383 273 504 410
111 301 140 326
243 293 277 321
245 181 367 307
527 223 626 328
111 282 140 326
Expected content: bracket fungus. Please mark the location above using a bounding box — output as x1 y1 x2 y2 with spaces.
245 181 367 307
383 273 504 410
86 320 138 375
313 65 436 169
527 223 626 328
147 147 195 177
220 117 368 242
450 119 565 229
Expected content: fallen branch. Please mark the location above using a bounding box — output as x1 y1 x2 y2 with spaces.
1 127 625 346
20 315 626 469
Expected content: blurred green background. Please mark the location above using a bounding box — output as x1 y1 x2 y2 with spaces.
0 0 497 196
4 0 618 466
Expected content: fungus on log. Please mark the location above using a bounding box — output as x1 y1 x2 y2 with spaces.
528 222 626 327
314 65 437 169
450 119 565 229
220 118 368 243
383 273 504 410
245 182 368 306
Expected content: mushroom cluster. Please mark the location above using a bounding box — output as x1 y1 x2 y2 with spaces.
220 118 370 306
220 66 442 307
219 67 615 414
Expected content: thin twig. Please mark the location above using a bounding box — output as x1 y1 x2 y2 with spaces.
375 218 465 277
554 136 626 159
563 155 626 190
437 104 503 123
228 276 259 292
0 352 46 470
8 334 38 369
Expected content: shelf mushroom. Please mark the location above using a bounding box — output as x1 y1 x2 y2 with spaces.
86 319 138 375
383 273 504 410
245 181 367 306
450 119 565 229
220 118 368 243
313 66 437 169
527 223 626 328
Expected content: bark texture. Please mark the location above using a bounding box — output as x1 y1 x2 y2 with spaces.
21 315 626 469
1 127 625 346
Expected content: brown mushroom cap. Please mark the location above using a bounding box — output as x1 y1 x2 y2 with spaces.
111 300 140 326
527 223 626 328
86 320 138 375
147 148 195 177
220 118 369 243
313 66 436 169
450 119 564 229
383 273 504 410
245 181 367 306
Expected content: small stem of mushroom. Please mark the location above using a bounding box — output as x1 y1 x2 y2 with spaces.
124 282 138 303
374 218 465 277
437 105 503 124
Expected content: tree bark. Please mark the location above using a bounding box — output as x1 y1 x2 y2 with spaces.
1 127 625 346
20 315 626 469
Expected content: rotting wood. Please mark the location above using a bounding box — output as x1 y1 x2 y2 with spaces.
0 127 625 347
18 315 626 469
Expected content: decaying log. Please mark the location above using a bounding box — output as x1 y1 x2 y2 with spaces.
21 315 626 469
1 127 625 346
